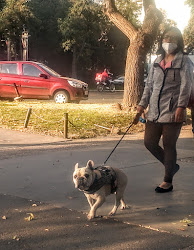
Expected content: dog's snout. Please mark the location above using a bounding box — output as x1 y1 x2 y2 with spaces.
77 177 85 189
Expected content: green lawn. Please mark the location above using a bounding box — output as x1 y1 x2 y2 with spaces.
0 100 192 139
0 100 146 139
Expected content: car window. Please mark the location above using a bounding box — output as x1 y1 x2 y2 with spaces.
38 63 60 77
0 63 18 74
22 64 42 77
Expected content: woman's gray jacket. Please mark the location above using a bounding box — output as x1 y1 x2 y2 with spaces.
139 52 194 123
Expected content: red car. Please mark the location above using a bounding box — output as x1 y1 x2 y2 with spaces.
0 61 88 103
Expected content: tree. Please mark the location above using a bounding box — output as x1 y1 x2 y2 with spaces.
0 0 5 10
27 0 69 59
59 0 109 78
104 0 163 108
0 0 34 59
59 0 141 81
184 0 194 53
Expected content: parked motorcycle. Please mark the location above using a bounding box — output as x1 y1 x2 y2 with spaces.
95 73 115 92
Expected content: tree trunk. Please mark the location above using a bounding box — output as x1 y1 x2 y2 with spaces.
72 47 77 78
124 42 146 107
72 41 85 79
7 39 11 61
104 0 163 108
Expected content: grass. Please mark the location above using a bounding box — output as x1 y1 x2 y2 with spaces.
0 100 145 139
0 100 192 139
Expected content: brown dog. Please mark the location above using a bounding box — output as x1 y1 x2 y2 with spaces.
73 160 128 220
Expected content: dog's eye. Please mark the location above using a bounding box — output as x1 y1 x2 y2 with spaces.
85 174 89 178
74 175 77 179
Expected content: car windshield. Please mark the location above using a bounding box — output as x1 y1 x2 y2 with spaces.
37 63 61 77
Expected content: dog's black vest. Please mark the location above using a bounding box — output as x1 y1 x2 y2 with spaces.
84 166 117 195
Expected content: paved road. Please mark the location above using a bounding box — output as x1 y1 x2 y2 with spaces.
0 125 194 249
81 90 124 104
1 193 194 250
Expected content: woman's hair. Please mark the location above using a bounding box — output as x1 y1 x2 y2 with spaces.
157 27 184 55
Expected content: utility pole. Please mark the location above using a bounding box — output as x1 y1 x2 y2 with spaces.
22 26 29 61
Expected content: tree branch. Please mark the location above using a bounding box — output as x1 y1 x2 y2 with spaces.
143 0 156 12
104 0 137 40
142 3 163 40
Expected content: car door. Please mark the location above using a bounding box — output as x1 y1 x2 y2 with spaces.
0 63 21 98
20 63 50 98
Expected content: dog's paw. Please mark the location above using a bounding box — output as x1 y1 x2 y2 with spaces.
120 204 126 210
120 204 129 210
108 208 117 216
87 213 95 220
108 211 116 216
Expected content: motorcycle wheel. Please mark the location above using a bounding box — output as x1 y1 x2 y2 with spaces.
97 85 104 92
109 83 116 92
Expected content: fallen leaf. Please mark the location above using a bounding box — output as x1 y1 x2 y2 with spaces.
24 213 34 221
13 236 20 241
180 218 192 224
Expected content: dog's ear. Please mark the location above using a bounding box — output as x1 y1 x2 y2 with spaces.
86 160 94 170
75 163 79 170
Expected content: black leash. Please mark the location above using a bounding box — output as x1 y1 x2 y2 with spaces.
104 123 134 165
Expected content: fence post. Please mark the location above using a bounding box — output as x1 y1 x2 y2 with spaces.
24 108 32 128
64 113 68 139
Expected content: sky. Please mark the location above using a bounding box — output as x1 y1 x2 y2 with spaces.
144 0 191 32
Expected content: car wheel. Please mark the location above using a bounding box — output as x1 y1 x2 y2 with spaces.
54 91 69 104
97 85 104 92
110 83 115 92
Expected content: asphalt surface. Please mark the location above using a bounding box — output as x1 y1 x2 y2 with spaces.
80 90 124 103
1 194 194 250
0 124 194 249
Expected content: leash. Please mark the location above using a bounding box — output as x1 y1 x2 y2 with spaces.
103 123 134 165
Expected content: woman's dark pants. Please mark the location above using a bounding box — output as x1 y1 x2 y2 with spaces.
144 121 182 183
191 106 194 134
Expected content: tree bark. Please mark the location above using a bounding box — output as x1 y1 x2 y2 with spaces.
104 0 163 108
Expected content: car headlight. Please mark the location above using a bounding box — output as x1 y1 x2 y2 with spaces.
67 80 82 88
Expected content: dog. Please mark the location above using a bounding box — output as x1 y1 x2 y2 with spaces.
73 160 128 220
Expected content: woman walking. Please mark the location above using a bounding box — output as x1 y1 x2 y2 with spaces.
133 27 194 193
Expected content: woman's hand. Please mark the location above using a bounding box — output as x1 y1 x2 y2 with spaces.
133 106 144 125
175 107 185 123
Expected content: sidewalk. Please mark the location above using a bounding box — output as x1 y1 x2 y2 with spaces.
0 125 194 249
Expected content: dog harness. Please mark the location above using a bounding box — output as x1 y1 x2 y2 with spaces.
84 166 117 195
